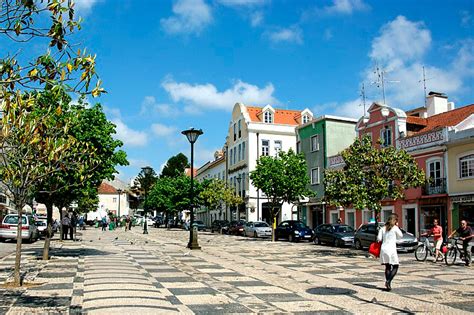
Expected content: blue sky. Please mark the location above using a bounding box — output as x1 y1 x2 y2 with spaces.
67 0 473 183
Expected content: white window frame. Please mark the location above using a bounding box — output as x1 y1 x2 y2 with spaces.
274 140 282 155
380 126 392 147
362 209 371 224
458 151 474 179
345 209 356 229
402 204 419 238
381 206 394 223
311 135 319 152
426 157 443 181
311 167 320 185
238 143 242 162
264 111 273 123
329 210 339 224
302 114 310 124
262 139 270 156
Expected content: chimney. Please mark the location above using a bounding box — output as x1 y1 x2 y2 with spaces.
426 91 449 117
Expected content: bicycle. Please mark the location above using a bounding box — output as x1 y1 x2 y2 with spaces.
414 237 444 261
445 238 468 266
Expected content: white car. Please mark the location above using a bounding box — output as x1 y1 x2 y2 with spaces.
0 214 39 242
244 221 272 238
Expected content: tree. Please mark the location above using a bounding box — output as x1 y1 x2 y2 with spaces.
160 153 189 178
250 149 313 241
199 178 242 220
134 167 158 217
324 135 426 218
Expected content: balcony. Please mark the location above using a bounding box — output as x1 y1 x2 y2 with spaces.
423 178 447 195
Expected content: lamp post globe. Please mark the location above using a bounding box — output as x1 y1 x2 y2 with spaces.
182 128 203 250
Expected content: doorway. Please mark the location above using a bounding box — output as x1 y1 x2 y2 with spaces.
404 208 416 235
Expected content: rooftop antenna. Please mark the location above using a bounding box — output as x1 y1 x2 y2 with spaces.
371 63 400 104
418 66 434 107
359 83 368 122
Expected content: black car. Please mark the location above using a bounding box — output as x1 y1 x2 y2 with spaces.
192 220 206 231
228 220 247 236
313 224 355 247
275 220 314 242
211 220 229 234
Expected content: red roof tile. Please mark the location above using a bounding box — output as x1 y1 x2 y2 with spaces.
98 182 118 194
246 106 303 125
415 104 474 133
406 116 427 126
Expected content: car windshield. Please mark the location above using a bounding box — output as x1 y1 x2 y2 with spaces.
335 225 354 233
4 216 27 225
294 222 306 228
36 221 47 226
255 222 269 228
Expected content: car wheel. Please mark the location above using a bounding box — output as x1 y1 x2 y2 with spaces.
313 236 321 245
289 234 294 242
354 239 363 250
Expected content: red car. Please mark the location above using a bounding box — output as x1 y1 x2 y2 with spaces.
228 220 246 236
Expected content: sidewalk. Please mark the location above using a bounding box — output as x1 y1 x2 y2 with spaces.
0 227 472 314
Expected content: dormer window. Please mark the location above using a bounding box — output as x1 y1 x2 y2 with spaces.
264 111 273 123
302 115 310 124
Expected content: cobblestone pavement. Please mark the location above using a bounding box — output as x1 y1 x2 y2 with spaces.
1 227 473 314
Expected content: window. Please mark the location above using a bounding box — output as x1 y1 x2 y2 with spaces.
311 167 320 185
311 135 319 152
233 123 237 141
229 148 233 165
459 154 474 179
302 114 310 124
262 140 269 156
345 210 356 229
233 147 237 164
238 119 241 138
330 212 339 224
238 144 241 162
362 210 371 224
380 126 392 146
0 194 6 204
242 141 246 160
274 140 282 155
113 197 117 203
264 111 273 123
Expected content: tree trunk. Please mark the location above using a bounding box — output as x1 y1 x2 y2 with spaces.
59 207 64 241
13 203 23 286
42 199 54 260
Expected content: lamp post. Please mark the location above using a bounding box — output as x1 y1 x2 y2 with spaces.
142 166 153 235
117 189 122 218
182 127 203 250
236 175 242 220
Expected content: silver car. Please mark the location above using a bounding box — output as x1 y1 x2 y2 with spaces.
244 221 272 238
0 214 39 242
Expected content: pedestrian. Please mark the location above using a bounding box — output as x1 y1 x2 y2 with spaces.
377 213 403 291
70 212 78 241
78 215 85 230
128 216 133 231
337 217 342 224
448 220 472 266
101 216 107 231
125 215 130 231
421 218 444 262
61 213 71 240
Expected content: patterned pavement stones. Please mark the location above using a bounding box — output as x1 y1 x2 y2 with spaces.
0 226 473 314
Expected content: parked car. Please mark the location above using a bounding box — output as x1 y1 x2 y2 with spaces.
211 220 229 234
275 220 314 242
153 216 163 227
353 223 418 252
0 214 39 242
192 220 206 231
313 224 355 247
244 221 272 238
228 220 246 236
35 219 49 238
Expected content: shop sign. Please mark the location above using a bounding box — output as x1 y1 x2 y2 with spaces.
451 194 474 203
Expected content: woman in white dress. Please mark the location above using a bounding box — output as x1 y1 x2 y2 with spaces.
377 213 403 291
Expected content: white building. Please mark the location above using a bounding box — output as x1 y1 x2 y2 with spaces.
93 181 130 219
195 150 226 226
226 103 313 224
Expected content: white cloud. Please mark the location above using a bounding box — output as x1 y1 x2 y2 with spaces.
323 0 369 15
161 0 212 35
151 123 178 137
162 78 278 110
74 0 100 14
370 16 431 64
313 99 366 120
323 28 333 40
140 96 179 117
112 119 148 147
266 26 303 44
250 11 264 27
461 10 472 27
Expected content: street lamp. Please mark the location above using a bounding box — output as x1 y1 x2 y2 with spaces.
182 127 203 250
142 166 153 235
117 188 122 218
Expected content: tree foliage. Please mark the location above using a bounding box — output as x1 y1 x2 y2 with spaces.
134 167 158 212
250 149 312 240
324 135 426 214
199 178 242 211
160 153 189 178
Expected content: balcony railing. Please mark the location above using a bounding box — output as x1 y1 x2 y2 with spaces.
423 178 447 195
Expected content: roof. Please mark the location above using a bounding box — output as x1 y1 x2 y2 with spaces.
98 182 118 194
411 104 474 133
185 168 198 177
245 106 304 125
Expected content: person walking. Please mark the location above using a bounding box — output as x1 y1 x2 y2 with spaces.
448 220 472 266
377 213 403 291
70 212 78 241
125 215 130 231
421 218 444 262
101 216 107 231
61 213 71 240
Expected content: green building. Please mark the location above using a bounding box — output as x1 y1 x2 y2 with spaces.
296 115 357 228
